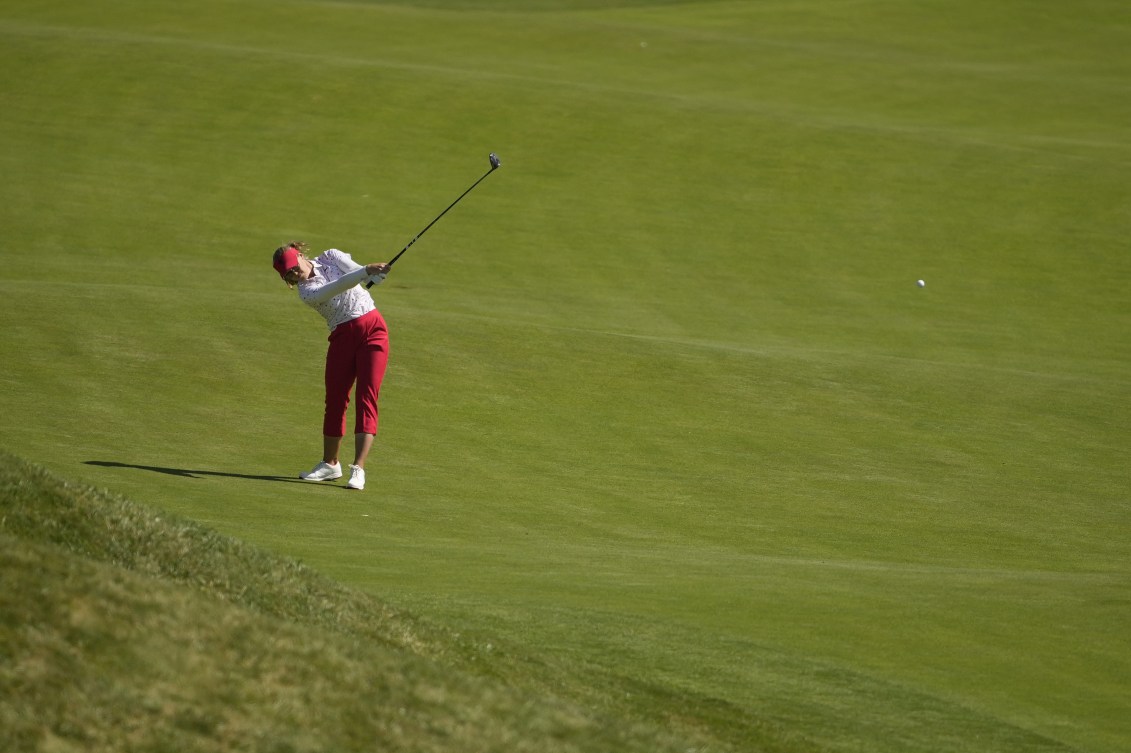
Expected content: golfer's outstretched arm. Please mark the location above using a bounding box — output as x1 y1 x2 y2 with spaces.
302 267 370 304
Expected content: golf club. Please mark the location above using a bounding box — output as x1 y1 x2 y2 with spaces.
366 152 502 288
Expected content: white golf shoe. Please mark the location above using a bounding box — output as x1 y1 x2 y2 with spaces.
300 461 342 482
347 464 366 490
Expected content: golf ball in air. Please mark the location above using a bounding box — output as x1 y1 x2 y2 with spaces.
917 279 926 287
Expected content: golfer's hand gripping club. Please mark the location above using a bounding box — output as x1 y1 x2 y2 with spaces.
365 152 502 289
363 262 390 287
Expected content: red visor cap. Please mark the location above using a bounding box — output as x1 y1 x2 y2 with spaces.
273 247 302 279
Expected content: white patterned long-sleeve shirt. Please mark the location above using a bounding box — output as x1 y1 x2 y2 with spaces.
297 249 377 331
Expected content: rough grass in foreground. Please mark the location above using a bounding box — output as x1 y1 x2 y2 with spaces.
0 451 800 753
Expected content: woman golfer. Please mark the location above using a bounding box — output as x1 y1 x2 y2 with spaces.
272 241 391 490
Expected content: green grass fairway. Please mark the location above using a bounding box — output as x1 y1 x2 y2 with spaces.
2 0 1129 751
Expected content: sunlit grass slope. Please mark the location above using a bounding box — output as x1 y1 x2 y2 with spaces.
1 0 1128 751
1 453 750 753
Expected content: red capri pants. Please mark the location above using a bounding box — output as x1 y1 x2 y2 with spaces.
323 308 389 437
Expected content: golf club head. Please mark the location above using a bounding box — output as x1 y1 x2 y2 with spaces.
489 152 501 170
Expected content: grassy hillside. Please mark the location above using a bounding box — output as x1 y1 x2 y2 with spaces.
0 453 1096 752
1 452 747 752
2 0 1128 751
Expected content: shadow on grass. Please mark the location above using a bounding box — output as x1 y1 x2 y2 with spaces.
84 460 323 486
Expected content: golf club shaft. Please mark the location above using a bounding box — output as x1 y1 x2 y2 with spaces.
366 157 500 288
388 167 493 267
